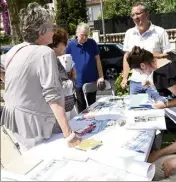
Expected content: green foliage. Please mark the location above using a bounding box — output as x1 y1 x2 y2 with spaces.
55 0 87 35
114 72 132 96
100 0 175 19
55 0 69 30
156 0 176 13
0 35 12 45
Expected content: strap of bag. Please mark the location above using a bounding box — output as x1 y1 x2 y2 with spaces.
5 45 29 70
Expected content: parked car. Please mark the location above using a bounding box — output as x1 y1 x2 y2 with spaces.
97 43 124 80
0 45 13 55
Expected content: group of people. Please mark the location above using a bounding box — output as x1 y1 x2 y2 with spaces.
120 1 176 181
0 2 104 150
0 1 176 181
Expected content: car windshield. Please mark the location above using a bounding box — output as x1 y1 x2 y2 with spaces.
116 43 123 50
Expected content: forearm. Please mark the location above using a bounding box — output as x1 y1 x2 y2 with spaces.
153 52 168 59
71 68 76 79
166 99 176 108
49 100 72 138
157 142 176 157
95 55 104 78
123 52 130 79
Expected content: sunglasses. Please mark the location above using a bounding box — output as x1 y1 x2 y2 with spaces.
130 11 145 18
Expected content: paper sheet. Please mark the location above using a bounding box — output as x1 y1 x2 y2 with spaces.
29 158 154 181
89 153 155 181
130 94 151 108
125 109 166 130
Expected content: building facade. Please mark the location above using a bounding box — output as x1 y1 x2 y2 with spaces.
87 0 101 26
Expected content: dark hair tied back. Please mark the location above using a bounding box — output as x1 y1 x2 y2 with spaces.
127 46 154 69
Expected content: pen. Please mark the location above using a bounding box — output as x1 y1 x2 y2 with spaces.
136 150 145 153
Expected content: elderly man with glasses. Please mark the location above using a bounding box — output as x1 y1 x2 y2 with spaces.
66 22 104 113
121 1 172 102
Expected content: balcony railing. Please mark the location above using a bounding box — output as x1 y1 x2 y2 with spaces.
99 29 176 43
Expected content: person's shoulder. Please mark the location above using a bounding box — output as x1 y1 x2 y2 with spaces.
87 38 97 45
67 39 76 47
152 24 165 34
125 27 136 35
37 45 55 54
87 38 96 42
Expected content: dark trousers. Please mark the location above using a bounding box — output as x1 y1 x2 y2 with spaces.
75 87 96 113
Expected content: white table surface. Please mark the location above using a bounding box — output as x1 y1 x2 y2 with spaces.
1 96 156 181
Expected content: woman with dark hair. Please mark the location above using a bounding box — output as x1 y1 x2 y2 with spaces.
0 3 80 151
48 28 77 119
127 46 176 110
127 46 176 181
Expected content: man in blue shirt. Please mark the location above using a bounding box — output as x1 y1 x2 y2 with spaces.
66 22 104 113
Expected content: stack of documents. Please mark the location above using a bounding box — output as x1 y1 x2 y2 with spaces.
125 109 166 130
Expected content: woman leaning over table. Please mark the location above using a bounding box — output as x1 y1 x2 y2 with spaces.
0 2 81 150
127 46 176 180
48 28 77 120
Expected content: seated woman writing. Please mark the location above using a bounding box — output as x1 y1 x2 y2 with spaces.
127 46 176 121
127 46 176 180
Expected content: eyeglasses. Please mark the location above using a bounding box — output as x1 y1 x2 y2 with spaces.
80 33 88 38
46 25 57 32
130 11 145 18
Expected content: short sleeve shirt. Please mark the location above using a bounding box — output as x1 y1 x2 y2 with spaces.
65 38 99 88
123 23 172 82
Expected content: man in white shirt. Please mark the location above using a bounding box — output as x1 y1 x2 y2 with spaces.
121 1 171 101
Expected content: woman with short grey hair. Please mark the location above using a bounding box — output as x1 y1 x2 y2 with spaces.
0 2 81 150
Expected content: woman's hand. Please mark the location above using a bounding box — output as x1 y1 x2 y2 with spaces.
68 135 81 147
162 158 176 177
152 101 166 109
142 80 153 87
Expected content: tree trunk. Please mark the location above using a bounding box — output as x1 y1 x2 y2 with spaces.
6 0 23 44
53 0 57 11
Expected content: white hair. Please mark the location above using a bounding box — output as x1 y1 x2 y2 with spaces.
76 22 90 35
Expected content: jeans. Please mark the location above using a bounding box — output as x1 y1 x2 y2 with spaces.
130 81 167 102
75 87 96 113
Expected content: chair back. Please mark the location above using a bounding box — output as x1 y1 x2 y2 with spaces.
82 82 97 94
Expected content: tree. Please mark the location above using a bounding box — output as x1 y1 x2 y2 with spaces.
55 0 69 30
55 0 87 35
156 0 176 13
0 0 11 35
100 0 170 19
5 0 23 44
5 0 47 44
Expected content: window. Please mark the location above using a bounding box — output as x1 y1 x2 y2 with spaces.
87 7 92 21
98 45 123 59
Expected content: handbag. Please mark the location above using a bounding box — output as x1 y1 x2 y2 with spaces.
64 94 75 112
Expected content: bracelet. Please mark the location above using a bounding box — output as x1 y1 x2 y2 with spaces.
65 131 76 142
164 101 169 108
166 101 169 107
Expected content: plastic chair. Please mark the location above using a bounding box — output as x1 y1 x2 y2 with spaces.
103 80 115 96
82 82 97 107
82 80 115 107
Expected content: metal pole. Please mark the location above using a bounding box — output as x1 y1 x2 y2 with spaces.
100 0 106 43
